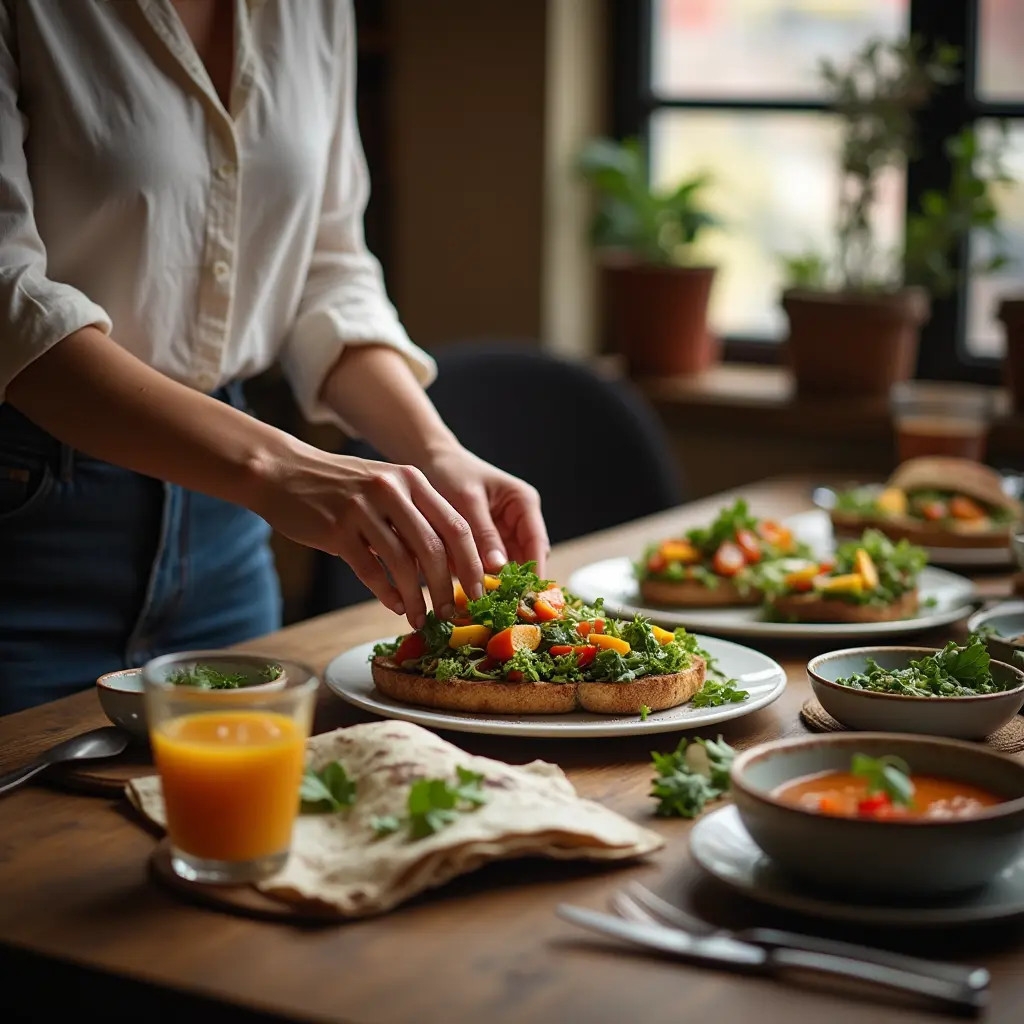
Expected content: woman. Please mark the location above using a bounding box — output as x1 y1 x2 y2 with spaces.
0 0 548 714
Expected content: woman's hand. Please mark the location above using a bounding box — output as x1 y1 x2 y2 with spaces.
252 440 486 629
418 444 550 576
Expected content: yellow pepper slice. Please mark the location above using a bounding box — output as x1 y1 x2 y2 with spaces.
587 633 631 655
651 625 676 646
449 624 493 650
876 487 907 516
854 548 879 590
659 540 701 564
815 573 864 595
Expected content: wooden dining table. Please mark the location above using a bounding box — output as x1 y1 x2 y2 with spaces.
1 475 1022 1024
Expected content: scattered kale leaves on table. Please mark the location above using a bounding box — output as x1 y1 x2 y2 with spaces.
650 736 735 819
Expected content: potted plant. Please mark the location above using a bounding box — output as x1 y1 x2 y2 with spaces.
780 37 1012 398
578 137 721 376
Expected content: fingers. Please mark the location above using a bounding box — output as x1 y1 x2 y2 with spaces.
337 535 407 620
445 485 507 574
345 504 428 629
402 468 486 603
499 486 549 574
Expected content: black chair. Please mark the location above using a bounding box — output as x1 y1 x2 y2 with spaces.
304 342 684 615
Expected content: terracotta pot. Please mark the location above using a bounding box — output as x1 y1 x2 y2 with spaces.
997 298 1024 413
782 288 930 398
603 262 718 376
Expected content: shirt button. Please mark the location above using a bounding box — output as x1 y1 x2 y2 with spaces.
212 260 231 284
216 162 235 182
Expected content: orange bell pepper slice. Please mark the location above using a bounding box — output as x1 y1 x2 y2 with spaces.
586 633 631 655
486 624 542 661
659 540 701 564
651 625 675 645
950 495 986 521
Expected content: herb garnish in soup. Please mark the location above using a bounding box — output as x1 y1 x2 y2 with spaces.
774 753 1002 820
168 662 283 690
833 634 1016 697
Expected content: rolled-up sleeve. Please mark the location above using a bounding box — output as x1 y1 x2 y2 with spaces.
0 4 111 402
279 0 435 429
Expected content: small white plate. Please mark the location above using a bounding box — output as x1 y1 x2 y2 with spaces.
323 636 786 738
690 805 1024 928
567 552 977 642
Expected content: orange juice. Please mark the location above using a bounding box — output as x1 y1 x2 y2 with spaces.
152 711 306 862
896 415 988 462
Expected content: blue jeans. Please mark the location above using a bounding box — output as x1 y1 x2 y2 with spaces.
0 383 282 715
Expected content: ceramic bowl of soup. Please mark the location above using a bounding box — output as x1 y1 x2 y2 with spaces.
97 653 287 739
807 644 1024 739
730 733 1024 899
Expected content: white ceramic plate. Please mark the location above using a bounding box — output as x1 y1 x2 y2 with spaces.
323 636 786 738
690 805 1024 928
567 512 977 641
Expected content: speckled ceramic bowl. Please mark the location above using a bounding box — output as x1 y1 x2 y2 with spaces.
730 732 1024 898
806 646 1024 740
968 601 1024 673
97 653 287 738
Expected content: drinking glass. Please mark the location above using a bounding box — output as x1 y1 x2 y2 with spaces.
142 652 317 885
890 381 995 463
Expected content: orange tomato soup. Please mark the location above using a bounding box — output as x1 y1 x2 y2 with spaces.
774 771 1002 821
152 711 306 862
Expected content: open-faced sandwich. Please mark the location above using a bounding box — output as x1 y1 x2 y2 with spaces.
831 457 1021 549
637 499 806 607
370 562 708 715
766 529 927 624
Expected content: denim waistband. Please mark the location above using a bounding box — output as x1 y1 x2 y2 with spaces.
0 381 248 476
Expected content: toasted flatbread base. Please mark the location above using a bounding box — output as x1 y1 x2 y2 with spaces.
830 510 1011 550
769 589 919 624
888 457 1020 515
639 577 761 608
371 656 706 715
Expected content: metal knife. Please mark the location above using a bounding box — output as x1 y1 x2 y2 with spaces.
556 904 987 1016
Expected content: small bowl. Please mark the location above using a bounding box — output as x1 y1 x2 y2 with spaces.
807 646 1024 740
97 653 287 738
730 732 1024 898
968 600 1024 670
96 668 148 739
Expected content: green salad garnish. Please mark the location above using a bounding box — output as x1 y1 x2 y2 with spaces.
851 753 915 807
371 767 488 840
834 634 1015 697
371 561 709 684
167 662 283 690
650 736 735 818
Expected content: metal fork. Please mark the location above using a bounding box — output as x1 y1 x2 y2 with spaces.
610 881 990 992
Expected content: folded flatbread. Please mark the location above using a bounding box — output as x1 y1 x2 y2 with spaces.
127 720 663 917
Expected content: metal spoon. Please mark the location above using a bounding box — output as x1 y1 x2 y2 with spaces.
0 727 129 795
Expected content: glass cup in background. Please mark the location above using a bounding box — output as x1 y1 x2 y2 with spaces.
142 652 317 885
890 381 995 464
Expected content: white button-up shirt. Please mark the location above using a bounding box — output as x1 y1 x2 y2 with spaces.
0 0 434 426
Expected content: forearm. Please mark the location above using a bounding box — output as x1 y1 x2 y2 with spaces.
5 327 294 508
319 344 459 465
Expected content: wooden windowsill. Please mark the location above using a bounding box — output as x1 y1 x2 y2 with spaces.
624 362 1021 449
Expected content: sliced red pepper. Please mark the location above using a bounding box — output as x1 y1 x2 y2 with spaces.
712 541 746 577
506 671 524 683
477 656 499 673
857 793 890 817
647 553 667 574
549 645 574 656
393 632 427 664
575 646 597 669
920 500 948 522
735 528 762 564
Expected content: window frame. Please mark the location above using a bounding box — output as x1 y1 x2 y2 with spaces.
609 0 1024 382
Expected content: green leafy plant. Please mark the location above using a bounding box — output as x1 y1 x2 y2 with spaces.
780 36 1013 294
649 736 735 818
577 137 719 266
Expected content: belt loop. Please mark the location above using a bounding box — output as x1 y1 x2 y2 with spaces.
58 444 74 483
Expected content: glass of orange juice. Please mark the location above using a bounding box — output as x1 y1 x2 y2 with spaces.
890 381 995 463
142 652 317 885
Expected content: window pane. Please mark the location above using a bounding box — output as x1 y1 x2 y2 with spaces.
977 0 1024 103
651 0 908 100
649 110 905 339
965 120 1024 359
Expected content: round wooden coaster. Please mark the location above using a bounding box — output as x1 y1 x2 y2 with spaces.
800 698 1024 753
149 841 340 925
